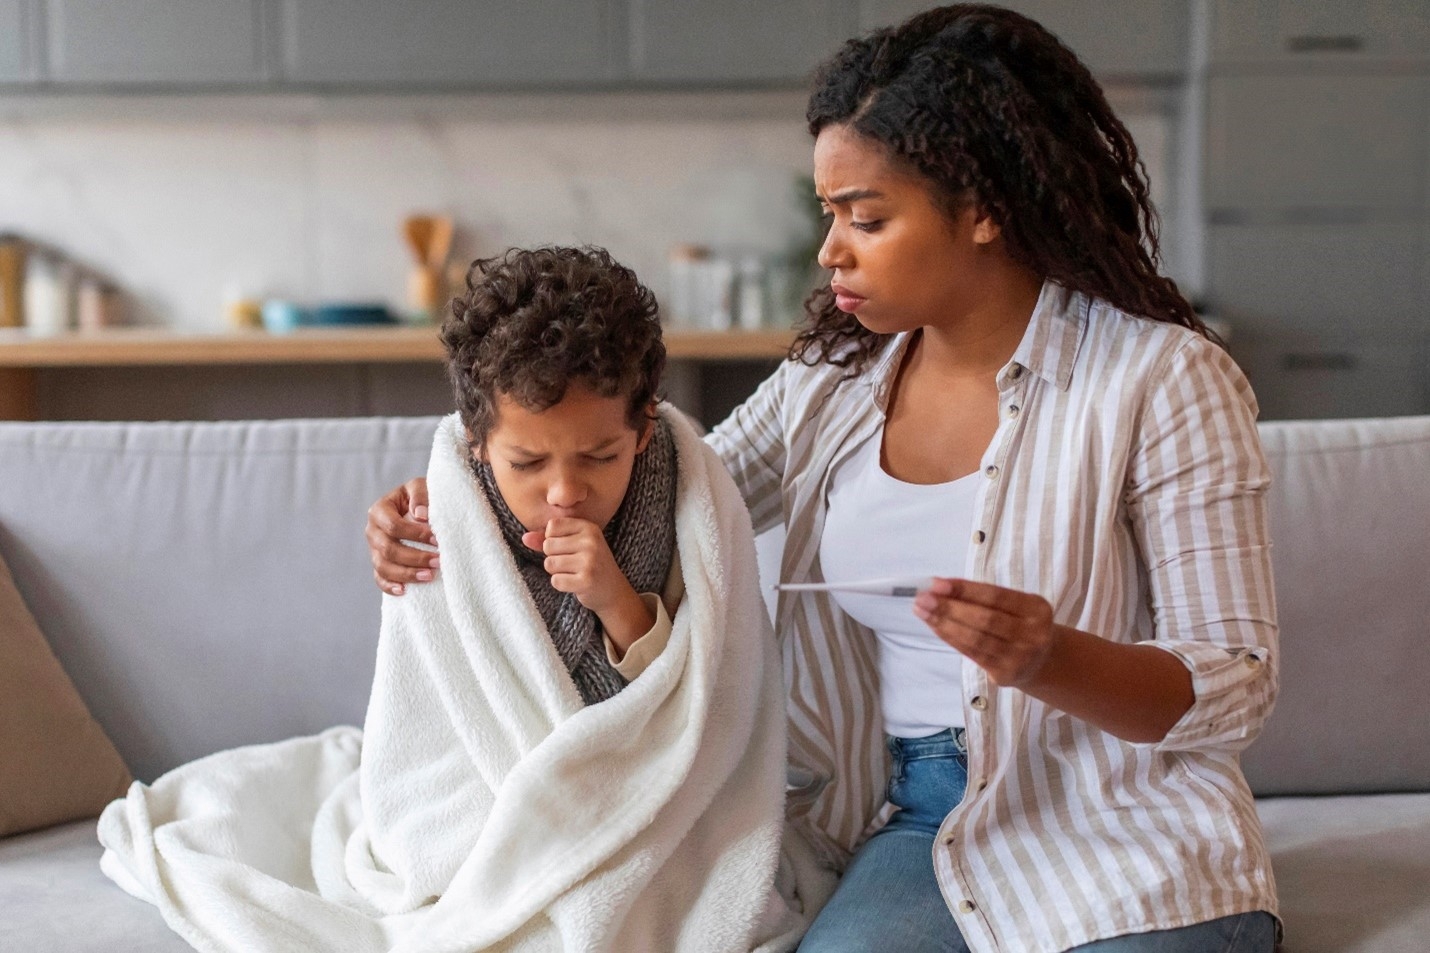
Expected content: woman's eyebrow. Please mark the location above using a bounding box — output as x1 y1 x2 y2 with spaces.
820 188 885 205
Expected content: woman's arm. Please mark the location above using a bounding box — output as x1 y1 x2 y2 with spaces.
914 337 1276 749
912 580 1194 744
703 362 795 536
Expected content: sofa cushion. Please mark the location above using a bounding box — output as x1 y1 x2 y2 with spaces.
0 820 188 952
0 417 441 783
0 549 131 837
1257 792 1430 953
1242 416 1430 796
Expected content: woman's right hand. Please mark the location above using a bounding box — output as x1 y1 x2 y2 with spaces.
366 478 438 595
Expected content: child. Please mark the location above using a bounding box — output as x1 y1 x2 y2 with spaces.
440 245 680 702
99 245 824 953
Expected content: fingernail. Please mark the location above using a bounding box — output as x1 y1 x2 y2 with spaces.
414 505 428 521
391 584 404 595
430 557 440 570
416 570 433 582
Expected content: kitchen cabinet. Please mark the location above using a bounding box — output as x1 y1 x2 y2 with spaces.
279 0 618 86
626 0 853 84
1235 330 1428 420
857 0 1189 78
0 0 35 82
1207 220 1424 338
43 0 267 84
1206 74 1427 211
1209 0 1430 67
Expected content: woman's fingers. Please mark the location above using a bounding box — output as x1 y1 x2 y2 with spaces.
366 479 441 594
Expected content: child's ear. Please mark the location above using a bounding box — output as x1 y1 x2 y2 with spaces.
466 427 487 462
634 403 659 454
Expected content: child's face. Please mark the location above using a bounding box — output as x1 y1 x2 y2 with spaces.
481 383 654 534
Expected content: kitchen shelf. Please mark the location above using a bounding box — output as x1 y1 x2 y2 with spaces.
0 325 798 421
0 325 797 367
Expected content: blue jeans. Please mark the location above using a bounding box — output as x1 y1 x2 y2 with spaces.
797 729 1277 953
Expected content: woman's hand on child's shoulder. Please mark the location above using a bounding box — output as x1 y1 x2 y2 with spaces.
367 478 439 595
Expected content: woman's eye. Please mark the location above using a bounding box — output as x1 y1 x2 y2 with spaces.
587 455 618 465
509 460 539 472
851 220 882 233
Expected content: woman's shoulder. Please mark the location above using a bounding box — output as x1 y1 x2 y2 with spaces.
1082 297 1234 374
1081 296 1256 417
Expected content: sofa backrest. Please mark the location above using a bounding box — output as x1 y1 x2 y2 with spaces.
2 414 1427 795
0 417 440 782
1241 415 1430 796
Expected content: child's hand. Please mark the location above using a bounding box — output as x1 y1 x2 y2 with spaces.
526 518 655 655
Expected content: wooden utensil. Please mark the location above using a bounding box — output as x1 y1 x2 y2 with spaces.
402 214 454 323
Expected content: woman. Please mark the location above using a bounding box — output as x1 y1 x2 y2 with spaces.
367 7 1279 952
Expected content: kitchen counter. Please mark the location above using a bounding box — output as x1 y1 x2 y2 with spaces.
0 326 797 421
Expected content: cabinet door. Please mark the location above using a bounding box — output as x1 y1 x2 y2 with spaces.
858 0 1188 78
281 0 617 86
44 0 266 84
0 0 35 82
1207 220 1424 338
1234 330 1428 420
1206 74 1426 211
1210 0 1430 66
627 0 854 84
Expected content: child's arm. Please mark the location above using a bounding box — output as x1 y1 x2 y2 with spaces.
527 517 656 658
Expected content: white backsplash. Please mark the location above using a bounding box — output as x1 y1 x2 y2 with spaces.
0 90 1182 331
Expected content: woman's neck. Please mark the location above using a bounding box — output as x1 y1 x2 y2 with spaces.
916 266 1044 380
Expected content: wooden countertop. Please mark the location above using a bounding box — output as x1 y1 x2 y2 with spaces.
0 325 797 366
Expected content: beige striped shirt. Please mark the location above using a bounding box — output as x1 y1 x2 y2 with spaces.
707 282 1278 953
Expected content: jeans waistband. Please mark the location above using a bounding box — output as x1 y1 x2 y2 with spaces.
886 727 967 761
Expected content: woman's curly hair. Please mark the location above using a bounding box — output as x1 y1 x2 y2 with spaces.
795 3 1213 376
442 245 665 451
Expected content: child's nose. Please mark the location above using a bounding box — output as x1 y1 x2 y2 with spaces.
547 474 586 509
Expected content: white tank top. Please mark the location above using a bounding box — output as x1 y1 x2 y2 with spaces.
820 431 979 737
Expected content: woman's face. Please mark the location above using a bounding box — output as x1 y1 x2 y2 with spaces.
480 383 653 534
813 123 1000 334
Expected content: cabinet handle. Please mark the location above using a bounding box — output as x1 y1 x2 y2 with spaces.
1282 353 1356 371
1285 35 1365 54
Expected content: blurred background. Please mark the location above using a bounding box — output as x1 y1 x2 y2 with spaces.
0 0 1426 426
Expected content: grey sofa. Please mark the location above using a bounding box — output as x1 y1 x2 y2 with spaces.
1 414 1427 952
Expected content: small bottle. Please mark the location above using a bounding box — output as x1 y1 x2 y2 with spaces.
23 250 71 337
666 244 711 328
703 256 735 331
737 257 766 330
0 234 24 328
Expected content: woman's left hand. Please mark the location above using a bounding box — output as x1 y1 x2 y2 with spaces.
913 578 1058 688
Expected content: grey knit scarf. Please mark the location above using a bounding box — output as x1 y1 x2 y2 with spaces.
473 416 677 706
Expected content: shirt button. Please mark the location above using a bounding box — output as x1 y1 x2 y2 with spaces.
983 465 999 479
975 777 988 792
970 695 988 711
957 900 977 914
972 530 986 544
1006 404 1020 418
1244 654 1262 668
943 835 956 846
1009 365 1024 379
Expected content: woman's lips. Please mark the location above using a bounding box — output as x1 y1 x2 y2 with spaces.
831 284 866 312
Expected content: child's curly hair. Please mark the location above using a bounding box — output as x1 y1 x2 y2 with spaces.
441 245 665 451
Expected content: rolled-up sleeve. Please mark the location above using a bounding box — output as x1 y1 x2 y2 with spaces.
606 594 674 680
1124 337 1279 753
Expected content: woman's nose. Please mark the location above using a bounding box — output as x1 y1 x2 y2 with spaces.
817 221 848 271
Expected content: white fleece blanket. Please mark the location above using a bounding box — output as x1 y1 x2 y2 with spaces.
98 408 829 953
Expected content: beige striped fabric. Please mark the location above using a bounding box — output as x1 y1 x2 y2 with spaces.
706 282 1278 953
